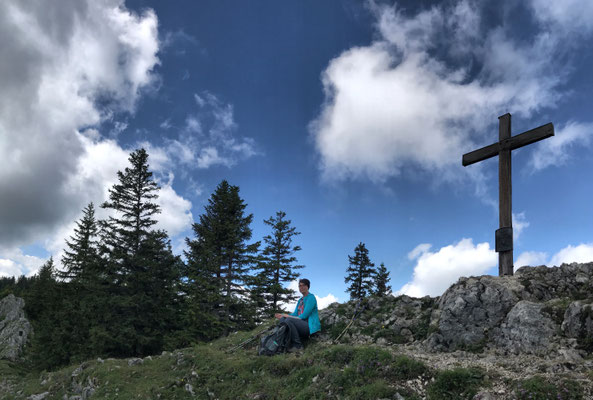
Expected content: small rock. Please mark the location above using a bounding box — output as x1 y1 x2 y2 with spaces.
97 358 104 363
376 337 388 346
185 383 195 396
26 393 50 400
128 358 143 366
312 375 319 383
472 392 497 400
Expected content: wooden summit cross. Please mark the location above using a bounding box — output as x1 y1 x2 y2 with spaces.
462 113 554 276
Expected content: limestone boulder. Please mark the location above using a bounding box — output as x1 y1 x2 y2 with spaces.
427 275 522 351
561 301 593 339
493 301 556 355
0 294 32 361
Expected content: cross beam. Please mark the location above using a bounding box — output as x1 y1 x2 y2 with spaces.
462 113 554 276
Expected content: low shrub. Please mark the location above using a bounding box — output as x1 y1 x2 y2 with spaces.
426 367 486 400
514 376 583 400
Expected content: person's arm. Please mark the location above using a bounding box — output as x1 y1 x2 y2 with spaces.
289 299 301 317
274 299 301 319
296 295 317 320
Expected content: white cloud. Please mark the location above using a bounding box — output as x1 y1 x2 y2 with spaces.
0 1 194 277
397 238 497 297
155 174 194 237
0 247 45 278
310 0 579 185
529 0 593 35
512 212 529 240
515 243 593 270
515 251 548 269
529 122 593 171
549 243 593 266
0 0 160 252
408 244 432 260
161 92 258 170
317 293 339 310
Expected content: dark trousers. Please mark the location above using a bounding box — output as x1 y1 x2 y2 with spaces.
280 317 309 340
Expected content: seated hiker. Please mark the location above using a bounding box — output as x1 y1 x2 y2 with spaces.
274 278 321 342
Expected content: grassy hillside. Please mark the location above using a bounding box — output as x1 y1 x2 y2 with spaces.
0 323 588 400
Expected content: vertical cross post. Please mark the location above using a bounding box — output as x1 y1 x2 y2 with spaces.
498 114 513 276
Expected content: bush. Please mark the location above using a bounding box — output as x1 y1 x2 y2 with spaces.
389 355 429 380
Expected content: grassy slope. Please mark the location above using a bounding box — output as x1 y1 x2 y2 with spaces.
0 323 586 400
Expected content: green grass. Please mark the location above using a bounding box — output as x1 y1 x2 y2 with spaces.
4 322 586 400
513 376 584 400
426 367 488 400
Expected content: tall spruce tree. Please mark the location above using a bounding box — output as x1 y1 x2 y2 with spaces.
345 242 375 300
255 211 303 318
98 148 182 357
185 180 259 338
374 262 392 297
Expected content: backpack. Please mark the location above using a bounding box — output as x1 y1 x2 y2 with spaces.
258 323 290 356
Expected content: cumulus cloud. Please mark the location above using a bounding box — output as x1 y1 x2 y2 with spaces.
515 243 593 270
310 0 583 184
515 251 548 269
398 238 497 297
0 247 45 278
0 0 193 276
549 244 593 266
0 0 159 248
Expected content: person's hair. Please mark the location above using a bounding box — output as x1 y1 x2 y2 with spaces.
299 278 310 289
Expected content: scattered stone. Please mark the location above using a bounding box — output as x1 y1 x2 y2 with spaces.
128 358 143 366
26 393 50 400
185 383 195 396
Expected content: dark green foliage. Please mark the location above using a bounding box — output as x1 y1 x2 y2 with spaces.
59 203 100 283
390 355 429 380
514 376 583 400
345 242 375 300
254 211 303 318
184 180 260 339
426 367 486 400
24 258 74 369
373 262 391 296
96 148 182 358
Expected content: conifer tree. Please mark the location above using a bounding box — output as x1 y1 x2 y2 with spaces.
55 203 103 361
374 262 392 297
255 211 303 318
344 242 375 300
59 202 100 283
24 257 73 369
185 180 259 337
98 148 182 357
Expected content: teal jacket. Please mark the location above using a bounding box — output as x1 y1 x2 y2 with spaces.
290 293 321 335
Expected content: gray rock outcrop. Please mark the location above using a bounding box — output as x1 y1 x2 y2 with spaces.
0 294 32 361
320 262 593 357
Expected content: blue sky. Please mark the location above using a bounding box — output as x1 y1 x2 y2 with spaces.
1 0 593 308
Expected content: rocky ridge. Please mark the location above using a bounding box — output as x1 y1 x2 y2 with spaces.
318 262 593 398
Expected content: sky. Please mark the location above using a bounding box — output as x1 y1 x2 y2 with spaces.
2 0 593 308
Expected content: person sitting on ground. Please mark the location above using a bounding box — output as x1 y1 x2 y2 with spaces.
274 278 321 342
